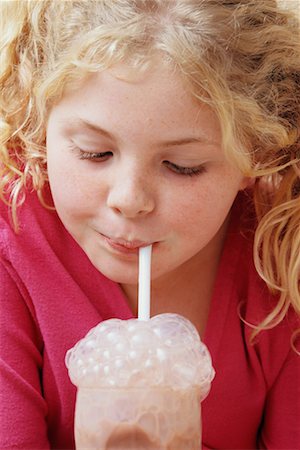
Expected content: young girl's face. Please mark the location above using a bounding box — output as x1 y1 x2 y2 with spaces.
46 63 247 285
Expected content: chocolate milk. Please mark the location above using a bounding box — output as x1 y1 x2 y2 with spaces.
66 313 215 449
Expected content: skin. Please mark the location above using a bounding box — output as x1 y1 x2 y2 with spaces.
46 63 248 332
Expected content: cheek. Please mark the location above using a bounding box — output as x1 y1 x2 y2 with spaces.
48 160 101 224
165 177 239 236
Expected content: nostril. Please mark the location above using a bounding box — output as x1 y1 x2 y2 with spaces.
106 185 155 218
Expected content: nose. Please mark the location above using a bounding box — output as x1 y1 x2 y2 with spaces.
106 169 155 218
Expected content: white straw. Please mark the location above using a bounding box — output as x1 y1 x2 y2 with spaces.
138 245 152 320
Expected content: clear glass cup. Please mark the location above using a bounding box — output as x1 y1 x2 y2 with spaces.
75 386 202 449
66 314 215 450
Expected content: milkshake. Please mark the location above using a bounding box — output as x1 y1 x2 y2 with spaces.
66 313 215 449
66 245 215 448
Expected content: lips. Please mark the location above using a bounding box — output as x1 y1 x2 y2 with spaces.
100 233 153 254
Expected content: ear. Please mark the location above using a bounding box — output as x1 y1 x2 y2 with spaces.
239 176 254 190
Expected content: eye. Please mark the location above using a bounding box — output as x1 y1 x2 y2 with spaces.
163 161 206 177
78 150 113 162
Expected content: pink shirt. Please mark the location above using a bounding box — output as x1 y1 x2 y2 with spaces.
0 189 299 449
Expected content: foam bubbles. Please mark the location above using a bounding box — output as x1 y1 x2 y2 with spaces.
65 313 215 398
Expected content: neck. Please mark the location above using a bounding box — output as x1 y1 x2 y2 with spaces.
121 215 229 336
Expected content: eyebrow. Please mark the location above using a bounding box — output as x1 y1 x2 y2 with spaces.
66 118 218 146
66 118 113 139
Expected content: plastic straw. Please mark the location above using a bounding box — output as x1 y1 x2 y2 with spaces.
138 245 152 320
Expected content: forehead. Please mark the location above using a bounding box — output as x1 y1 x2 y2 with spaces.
59 62 203 116
48 67 221 151
51 63 221 143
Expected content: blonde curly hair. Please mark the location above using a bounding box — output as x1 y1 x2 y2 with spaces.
1 0 300 339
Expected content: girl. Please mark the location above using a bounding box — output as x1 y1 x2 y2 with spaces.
1 1 299 448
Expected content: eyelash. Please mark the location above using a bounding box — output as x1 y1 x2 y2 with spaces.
77 149 205 177
163 161 206 177
78 149 113 161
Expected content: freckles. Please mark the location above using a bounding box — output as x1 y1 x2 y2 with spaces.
70 181 96 205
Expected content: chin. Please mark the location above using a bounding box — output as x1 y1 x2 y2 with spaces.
103 271 139 285
91 259 139 285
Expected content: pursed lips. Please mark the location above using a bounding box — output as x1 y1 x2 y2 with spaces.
99 233 154 252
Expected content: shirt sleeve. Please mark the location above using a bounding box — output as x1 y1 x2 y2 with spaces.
0 258 50 450
258 336 300 449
